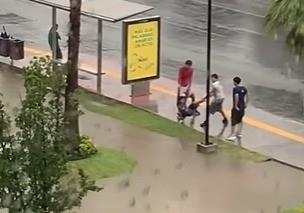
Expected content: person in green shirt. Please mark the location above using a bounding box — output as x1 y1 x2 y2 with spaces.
48 24 62 60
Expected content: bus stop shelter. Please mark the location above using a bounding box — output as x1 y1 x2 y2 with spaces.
29 0 154 94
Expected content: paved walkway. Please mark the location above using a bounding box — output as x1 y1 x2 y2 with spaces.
1 46 304 169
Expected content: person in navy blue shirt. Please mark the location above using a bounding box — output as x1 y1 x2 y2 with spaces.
227 76 248 141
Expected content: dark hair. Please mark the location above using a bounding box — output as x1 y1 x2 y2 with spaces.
185 60 192 66
211 74 218 79
233 76 241 84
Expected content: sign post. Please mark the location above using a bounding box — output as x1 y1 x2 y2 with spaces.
196 0 217 154
122 16 161 97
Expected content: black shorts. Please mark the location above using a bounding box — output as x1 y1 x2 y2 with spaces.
231 108 245 126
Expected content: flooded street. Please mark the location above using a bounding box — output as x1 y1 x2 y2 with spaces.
81 110 304 213
1 0 304 211
1 67 304 213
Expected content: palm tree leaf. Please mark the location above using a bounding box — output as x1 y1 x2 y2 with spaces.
265 0 304 55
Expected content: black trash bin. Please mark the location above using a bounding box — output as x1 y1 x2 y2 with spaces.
0 37 10 57
9 39 24 60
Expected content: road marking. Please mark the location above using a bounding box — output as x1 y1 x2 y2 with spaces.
198 0 265 18
244 117 304 144
24 47 304 144
163 19 225 38
215 24 265 37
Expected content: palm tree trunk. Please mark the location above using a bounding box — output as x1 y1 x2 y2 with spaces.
65 0 82 152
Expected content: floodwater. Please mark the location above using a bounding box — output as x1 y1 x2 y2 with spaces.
80 110 304 213
0 69 302 213
1 0 304 122
1 0 304 211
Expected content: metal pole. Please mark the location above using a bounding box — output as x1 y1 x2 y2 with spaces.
204 0 212 145
52 7 57 60
97 19 103 94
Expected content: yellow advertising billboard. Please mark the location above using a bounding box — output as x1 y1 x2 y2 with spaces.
122 16 160 84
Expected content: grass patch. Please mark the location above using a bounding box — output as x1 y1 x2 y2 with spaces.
79 91 268 163
71 148 137 179
283 208 304 213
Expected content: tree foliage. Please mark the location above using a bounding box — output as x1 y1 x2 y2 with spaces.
0 57 100 212
0 97 26 212
265 0 304 56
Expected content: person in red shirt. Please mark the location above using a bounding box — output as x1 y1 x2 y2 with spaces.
177 60 195 101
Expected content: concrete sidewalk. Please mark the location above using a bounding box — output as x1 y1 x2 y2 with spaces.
1 46 304 169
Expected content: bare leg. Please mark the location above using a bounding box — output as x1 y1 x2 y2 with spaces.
219 110 227 120
216 110 228 137
189 92 195 102
190 116 195 127
236 122 243 137
228 125 236 137
217 125 226 138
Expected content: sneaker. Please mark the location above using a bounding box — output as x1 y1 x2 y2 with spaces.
193 110 200 117
177 113 184 122
226 136 237 141
236 134 242 139
200 121 206 128
200 121 207 131
222 118 228 127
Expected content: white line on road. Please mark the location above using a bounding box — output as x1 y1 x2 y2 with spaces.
197 0 266 18
215 24 266 37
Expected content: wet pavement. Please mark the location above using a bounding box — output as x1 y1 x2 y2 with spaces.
1 0 304 120
81 111 304 213
1 0 304 125
1 0 304 212
249 85 303 123
1 0 304 87
1 69 304 212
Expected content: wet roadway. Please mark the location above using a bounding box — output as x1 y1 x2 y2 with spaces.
1 0 304 122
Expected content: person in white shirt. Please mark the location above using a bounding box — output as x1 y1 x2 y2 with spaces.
194 74 228 129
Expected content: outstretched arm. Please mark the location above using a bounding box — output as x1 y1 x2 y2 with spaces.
57 32 61 40
191 97 206 107
202 86 214 100
234 93 239 110
177 68 182 86
245 92 249 108
188 69 193 89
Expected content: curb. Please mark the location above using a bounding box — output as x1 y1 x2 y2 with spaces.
3 61 304 171
270 158 304 172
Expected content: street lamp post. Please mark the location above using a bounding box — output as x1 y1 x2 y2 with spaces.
205 0 212 146
197 0 217 153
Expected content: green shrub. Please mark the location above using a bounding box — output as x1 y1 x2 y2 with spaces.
78 135 98 158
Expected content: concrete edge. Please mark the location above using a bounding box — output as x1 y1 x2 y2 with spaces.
269 158 304 172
